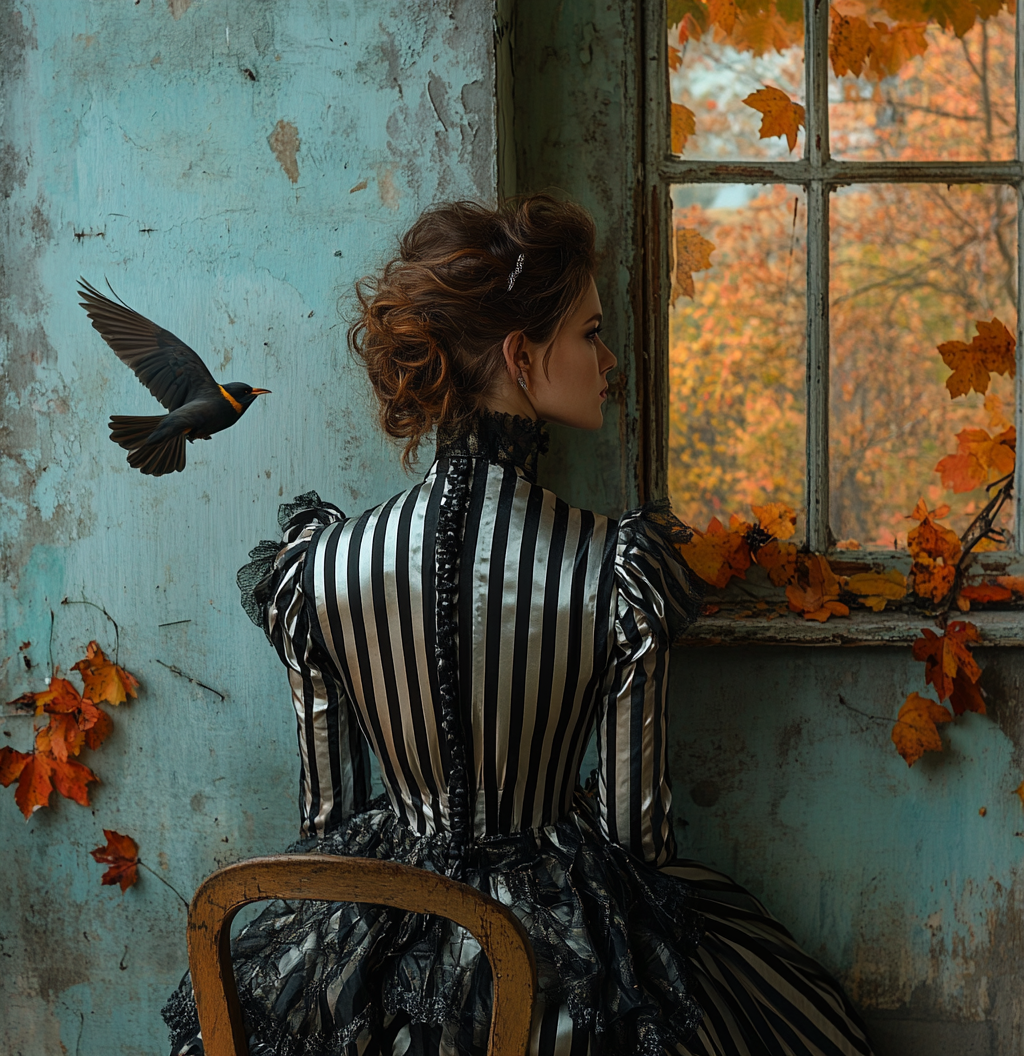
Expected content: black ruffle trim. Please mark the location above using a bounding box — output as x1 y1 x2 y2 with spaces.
435 410 548 483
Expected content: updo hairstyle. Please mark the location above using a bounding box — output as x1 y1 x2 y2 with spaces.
349 193 596 466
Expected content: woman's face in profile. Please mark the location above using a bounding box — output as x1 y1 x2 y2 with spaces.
526 278 617 431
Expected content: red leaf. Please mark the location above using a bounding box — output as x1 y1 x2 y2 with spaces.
90 830 140 892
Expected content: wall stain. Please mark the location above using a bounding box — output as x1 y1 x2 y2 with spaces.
267 120 300 183
167 0 192 20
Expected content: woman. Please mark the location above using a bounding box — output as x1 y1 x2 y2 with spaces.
164 195 874 1056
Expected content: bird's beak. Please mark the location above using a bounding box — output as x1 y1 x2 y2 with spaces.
250 388 272 395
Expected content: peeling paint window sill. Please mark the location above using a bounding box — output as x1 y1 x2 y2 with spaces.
680 609 1024 647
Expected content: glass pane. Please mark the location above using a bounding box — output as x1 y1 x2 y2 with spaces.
669 185 807 534
829 1 1015 160
830 184 1017 547
668 1 806 159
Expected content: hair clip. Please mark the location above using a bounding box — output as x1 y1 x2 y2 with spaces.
507 253 525 292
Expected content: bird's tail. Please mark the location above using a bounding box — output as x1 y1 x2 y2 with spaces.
108 415 186 476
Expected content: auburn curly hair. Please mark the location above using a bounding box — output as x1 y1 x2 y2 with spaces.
349 194 596 466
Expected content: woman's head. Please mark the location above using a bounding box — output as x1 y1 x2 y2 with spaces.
350 193 612 465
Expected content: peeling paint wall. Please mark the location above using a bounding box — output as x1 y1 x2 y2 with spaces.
0 2 496 1052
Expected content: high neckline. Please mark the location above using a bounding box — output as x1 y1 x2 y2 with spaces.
434 410 549 482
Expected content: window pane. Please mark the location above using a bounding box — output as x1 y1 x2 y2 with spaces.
667 3 805 159
829 3 1015 161
830 183 1017 547
668 185 807 533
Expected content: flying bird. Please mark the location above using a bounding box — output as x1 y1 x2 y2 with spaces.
78 279 270 475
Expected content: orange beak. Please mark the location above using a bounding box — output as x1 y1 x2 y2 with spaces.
250 388 272 395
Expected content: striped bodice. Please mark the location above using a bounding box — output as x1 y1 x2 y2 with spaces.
260 419 703 868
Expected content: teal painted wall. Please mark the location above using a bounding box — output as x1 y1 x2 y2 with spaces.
4 2 1024 1055
0 2 496 1052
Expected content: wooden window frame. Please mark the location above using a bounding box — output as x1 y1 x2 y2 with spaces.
640 0 1024 566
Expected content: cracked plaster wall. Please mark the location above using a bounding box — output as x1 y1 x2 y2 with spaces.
0 2 496 1052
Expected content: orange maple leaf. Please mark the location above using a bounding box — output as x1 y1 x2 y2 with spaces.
72 641 139 707
676 516 752 589
786 554 849 621
90 830 140 892
996 576 1024 596
731 8 801 55
935 426 1015 493
742 85 805 152
959 582 1013 604
845 569 908 611
829 12 873 76
35 714 85 763
751 501 797 540
706 0 738 35
0 745 97 819
668 44 683 71
912 622 981 703
867 20 929 77
27 676 84 716
754 538 798 586
670 102 696 154
892 693 953 766
906 499 961 602
937 318 1016 399
672 227 715 303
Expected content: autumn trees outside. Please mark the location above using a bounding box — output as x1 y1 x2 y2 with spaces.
668 0 1016 546
666 0 1020 767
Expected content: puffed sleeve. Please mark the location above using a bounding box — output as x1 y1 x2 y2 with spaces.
594 500 704 866
238 492 372 837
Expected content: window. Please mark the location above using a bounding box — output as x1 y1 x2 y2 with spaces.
645 0 1022 564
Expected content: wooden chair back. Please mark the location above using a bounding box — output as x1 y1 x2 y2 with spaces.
187 854 537 1056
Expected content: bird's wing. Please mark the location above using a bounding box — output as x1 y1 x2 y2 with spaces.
78 279 221 412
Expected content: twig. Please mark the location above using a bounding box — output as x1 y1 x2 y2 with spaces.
61 597 121 664
138 860 189 908
837 693 898 727
154 659 226 701
158 619 192 628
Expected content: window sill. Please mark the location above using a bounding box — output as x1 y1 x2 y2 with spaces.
680 609 1024 647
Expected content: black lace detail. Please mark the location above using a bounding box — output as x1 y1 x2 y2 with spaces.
435 410 549 483
236 492 343 627
617 499 705 643
433 458 473 878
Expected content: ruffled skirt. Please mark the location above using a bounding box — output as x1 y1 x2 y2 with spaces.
162 802 873 1056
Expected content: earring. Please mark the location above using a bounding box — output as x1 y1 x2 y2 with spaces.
517 374 528 392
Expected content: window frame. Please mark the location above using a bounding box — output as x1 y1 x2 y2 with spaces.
641 0 1024 568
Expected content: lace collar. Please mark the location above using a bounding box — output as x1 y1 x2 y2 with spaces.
434 410 549 482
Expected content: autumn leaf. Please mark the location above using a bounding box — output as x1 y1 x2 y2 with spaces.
751 501 797 540
949 669 986 716
937 317 1016 398
845 569 907 611
90 830 140 892
671 103 696 154
935 426 1015 493
0 747 54 818
742 85 806 152
35 714 85 763
867 21 929 78
731 8 800 55
668 44 683 71
892 692 953 766
1016 780 1024 811
754 538 798 586
707 0 738 35
912 622 981 703
676 516 752 588
830 12 873 76
72 641 139 707
912 558 958 604
672 227 715 303
27 676 84 716
959 582 1012 603
906 499 961 602
49 754 98 807
786 554 849 621
996 576 1024 596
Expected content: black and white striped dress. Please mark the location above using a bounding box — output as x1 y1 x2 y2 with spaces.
163 412 874 1056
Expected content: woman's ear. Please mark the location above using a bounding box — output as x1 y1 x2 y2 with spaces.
501 331 529 384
